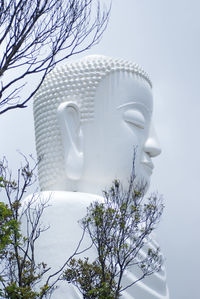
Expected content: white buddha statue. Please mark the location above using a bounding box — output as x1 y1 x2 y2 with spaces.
31 55 169 298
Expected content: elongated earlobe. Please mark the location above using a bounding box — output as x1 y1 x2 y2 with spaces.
57 102 84 180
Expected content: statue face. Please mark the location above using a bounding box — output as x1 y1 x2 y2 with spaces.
34 55 160 192
79 71 161 193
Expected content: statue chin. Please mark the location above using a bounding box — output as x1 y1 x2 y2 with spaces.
27 55 169 298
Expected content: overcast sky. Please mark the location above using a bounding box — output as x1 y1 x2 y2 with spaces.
1 1 200 298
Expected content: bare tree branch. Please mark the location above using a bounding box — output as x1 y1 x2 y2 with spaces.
0 0 111 114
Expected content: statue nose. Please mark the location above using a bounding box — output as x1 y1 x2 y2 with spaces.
144 125 162 158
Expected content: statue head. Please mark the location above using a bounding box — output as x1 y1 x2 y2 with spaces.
33 55 161 193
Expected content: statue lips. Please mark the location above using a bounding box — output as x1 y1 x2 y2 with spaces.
141 159 154 175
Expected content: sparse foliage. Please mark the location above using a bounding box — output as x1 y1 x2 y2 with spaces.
65 258 116 299
64 155 164 298
0 155 96 298
0 0 110 114
0 156 56 298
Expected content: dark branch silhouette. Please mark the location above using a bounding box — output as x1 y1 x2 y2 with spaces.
0 0 111 114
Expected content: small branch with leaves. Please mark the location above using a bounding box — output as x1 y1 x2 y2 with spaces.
63 154 164 299
0 156 64 298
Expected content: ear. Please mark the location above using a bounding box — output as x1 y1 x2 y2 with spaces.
57 102 84 180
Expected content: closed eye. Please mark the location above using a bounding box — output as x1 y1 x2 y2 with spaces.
123 110 145 129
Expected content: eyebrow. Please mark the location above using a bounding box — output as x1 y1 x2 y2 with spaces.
117 101 152 114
